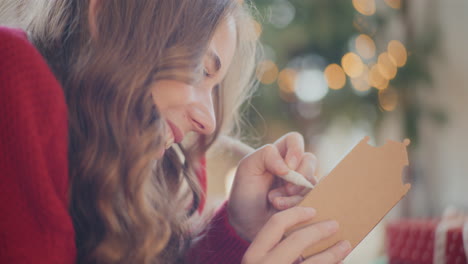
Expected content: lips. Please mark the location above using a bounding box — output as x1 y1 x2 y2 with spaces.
166 120 184 144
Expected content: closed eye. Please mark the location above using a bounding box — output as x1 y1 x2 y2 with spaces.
204 51 221 78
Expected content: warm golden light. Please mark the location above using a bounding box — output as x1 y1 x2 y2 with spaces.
341 52 364 78
256 60 278 85
387 40 407 67
369 64 388 90
384 0 401 9
351 64 370 92
324 64 346 90
378 87 399 111
277 68 297 94
377 52 397 80
355 34 376 59
252 20 263 38
352 0 376 16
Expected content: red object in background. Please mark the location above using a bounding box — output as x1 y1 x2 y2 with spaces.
445 228 468 264
386 219 467 264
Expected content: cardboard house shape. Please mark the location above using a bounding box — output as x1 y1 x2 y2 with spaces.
287 136 411 258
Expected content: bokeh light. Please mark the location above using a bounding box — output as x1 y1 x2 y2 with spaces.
277 68 297 94
355 34 376 60
387 40 407 67
270 0 296 29
369 64 389 90
384 0 401 9
342 52 364 78
256 60 279 84
294 69 328 102
351 64 371 92
378 87 399 111
352 0 376 16
324 64 346 90
377 52 398 80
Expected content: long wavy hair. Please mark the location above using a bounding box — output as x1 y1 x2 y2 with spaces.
7 0 261 263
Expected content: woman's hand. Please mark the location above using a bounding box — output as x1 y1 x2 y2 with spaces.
228 132 317 240
242 207 351 264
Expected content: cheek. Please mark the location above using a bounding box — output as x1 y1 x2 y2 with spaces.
151 80 193 112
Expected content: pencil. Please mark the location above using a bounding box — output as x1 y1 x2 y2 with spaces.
283 169 314 189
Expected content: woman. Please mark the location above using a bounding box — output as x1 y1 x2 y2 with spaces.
0 0 351 263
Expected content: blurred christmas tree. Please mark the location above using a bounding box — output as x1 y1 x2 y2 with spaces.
243 0 444 149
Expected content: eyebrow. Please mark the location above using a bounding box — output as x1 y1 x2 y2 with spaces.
207 50 222 74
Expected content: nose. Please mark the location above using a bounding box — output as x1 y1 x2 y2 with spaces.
189 93 216 135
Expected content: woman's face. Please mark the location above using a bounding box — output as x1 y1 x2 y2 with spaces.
151 16 237 156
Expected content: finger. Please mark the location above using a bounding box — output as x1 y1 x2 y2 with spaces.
268 182 303 200
296 153 318 184
246 207 317 259
295 153 318 196
240 144 290 177
268 153 318 202
270 195 304 210
264 220 340 264
274 132 305 170
302 240 351 264
268 184 297 210
261 144 290 176
292 256 305 264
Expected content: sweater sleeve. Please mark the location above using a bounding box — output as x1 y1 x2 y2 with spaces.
185 201 250 264
0 27 76 263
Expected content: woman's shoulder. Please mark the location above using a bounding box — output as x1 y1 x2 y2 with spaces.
0 26 65 104
0 26 60 87
0 26 27 43
0 26 41 63
0 26 28 42
0 26 68 146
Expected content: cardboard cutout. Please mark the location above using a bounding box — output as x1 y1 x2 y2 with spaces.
287 136 411 257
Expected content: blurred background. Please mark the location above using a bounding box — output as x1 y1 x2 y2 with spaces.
207 0 468 263
1 0 466 262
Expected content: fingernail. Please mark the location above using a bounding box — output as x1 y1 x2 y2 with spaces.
326 220 339 232
287 156 298 169
339 240 351 252
304 207 316 216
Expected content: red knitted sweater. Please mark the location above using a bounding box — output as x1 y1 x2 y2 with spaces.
0 27 249 264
